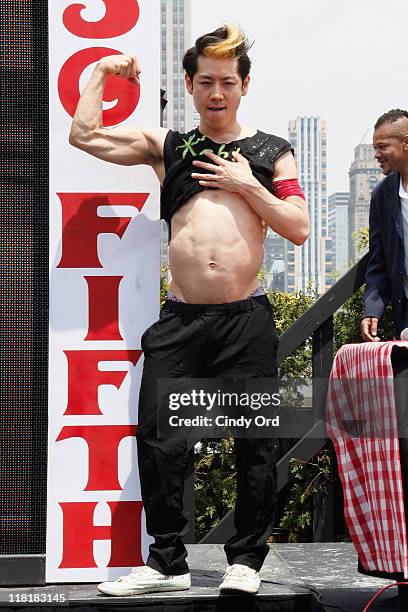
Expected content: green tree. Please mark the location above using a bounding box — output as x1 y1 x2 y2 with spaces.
352 227 369 254
279 450 331 542
195 439 236 541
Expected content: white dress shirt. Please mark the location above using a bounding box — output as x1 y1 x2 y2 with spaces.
399 176 408 299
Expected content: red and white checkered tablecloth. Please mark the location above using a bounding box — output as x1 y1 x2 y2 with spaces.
326 341 408 577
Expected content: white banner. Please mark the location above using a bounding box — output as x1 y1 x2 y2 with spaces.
47 0 160 582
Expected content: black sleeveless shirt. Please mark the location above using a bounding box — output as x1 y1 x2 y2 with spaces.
161 128 293 241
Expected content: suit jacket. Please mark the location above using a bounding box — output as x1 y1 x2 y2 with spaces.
364 171 406 336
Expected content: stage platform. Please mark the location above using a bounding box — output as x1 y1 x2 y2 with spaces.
0 543 402 611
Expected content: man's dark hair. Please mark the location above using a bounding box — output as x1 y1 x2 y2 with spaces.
182 23 252 82
374 109 408 130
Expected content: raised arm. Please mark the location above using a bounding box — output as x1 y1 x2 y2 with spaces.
69 54 168 170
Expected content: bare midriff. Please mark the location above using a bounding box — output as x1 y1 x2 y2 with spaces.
168 189 266 304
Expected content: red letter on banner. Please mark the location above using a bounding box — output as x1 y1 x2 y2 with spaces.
58 48 140 126
56 193 149 268
59 501 144 568
64 350 142 416
84 276 124 341
63 0 139 38
56 425 137 491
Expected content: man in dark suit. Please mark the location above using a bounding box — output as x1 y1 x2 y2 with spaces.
361 109 408 341
360 110 408 607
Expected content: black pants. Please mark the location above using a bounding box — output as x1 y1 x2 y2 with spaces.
136 295 279 575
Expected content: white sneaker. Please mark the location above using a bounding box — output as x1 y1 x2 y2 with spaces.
219 564 261 594
97 565 191 596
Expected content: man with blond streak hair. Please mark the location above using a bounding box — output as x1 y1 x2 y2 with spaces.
70 24 309 596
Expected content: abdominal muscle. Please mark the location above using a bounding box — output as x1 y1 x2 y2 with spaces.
168 189 266 304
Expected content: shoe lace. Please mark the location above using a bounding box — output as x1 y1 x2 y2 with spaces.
224 564 257 578
118 566 158 582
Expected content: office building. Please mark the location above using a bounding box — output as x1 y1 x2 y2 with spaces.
328 192 350 275
264 231 285 292
160 0 194 265
287 116 328 293
348 130 383 262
